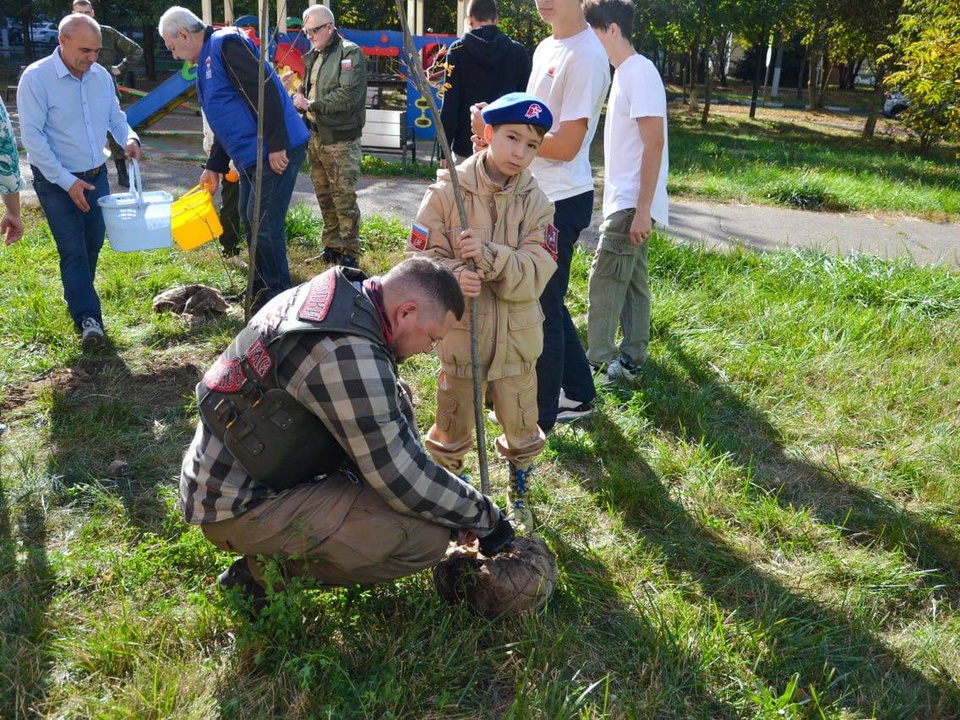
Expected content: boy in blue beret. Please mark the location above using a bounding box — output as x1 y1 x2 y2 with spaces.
406 91 558 532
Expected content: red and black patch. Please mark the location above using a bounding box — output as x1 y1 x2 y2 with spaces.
542 223 559 261
202 336 272 392
298 271 336 322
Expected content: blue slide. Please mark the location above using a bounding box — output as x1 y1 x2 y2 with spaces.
124 63 198 131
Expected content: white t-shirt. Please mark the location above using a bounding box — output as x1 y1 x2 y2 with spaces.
526 27 610 202
602 53 669 225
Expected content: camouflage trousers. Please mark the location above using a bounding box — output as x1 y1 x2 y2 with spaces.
307 135 362 256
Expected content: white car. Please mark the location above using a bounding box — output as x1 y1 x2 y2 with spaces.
29 22 59 44
882 91 910 119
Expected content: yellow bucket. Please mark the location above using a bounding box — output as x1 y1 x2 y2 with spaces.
171 186 223 251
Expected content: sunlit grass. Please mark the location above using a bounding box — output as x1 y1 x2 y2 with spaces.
1 200 959 717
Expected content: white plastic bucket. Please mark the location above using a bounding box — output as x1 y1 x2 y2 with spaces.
98 159 173 252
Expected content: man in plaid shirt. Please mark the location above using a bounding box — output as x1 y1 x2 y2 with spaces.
181 258 514 609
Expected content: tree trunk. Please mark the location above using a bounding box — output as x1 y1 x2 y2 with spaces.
143 24 156 80
797 46 808 100
687 45 699 113
817 55 832 109
862 69 885 139
807 54 820 110
749 35 767 119
700 39 714 126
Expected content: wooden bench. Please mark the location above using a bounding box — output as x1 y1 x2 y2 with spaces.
361 108 416 164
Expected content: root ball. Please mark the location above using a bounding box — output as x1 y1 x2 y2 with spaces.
433 535 557 618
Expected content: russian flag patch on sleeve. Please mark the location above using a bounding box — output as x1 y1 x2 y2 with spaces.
542 223 559 261
409 222 429 251
341 58 353 69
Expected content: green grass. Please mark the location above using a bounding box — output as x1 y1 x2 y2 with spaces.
1 203 958 718
665 108 960 220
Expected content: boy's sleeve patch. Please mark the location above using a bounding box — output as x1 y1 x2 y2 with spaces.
409 222 429 251
542 224 559 261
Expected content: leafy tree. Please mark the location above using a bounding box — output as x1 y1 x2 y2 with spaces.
825 0 902 137
883 0 960 153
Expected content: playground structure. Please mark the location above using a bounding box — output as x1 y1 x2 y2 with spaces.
123 0 462 142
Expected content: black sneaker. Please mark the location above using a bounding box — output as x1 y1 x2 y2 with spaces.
218 557 268 614
556 389 595 423
338 253 359 269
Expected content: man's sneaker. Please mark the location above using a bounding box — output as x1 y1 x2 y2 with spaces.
80 317 105 351
339 253 359 269
507 463 534 534
590 362 611 386
607 357 642 382
556 389 594 423
218 557 268 614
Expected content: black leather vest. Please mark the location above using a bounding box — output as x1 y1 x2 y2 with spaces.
196 267 388 491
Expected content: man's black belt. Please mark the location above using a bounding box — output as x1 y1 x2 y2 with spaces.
74 164 106 178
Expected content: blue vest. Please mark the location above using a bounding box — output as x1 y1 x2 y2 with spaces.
197 29 309 170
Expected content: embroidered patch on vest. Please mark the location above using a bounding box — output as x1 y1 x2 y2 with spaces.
542 223 559 261
245 336 273 379
409 222 429 251
340 58 353 69
202 336 272 392
298 271 337 322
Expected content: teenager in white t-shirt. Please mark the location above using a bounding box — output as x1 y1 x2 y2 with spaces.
584 0 668 381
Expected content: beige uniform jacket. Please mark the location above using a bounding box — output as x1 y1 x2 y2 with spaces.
409 151 557 380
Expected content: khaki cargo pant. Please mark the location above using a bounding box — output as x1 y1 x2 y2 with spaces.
201 470 451 587
307 135 362 256
425 369 545 475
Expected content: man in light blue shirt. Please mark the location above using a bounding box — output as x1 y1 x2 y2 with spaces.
17 12 141 350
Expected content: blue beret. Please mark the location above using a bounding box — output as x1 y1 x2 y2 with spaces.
482 92 554 131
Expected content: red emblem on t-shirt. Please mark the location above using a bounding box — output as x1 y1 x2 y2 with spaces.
542 223 559 261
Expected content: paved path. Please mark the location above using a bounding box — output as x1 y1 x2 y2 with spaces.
8 101 959 268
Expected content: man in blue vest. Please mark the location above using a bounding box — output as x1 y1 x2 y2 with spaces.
159 6 310 312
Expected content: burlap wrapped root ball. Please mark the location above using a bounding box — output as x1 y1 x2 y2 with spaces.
153 284 229 324
433 536 557 618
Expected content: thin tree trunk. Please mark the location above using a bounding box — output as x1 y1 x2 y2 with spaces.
749 35 767 119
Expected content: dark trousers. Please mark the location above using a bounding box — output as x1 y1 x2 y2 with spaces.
31 164 110 329
536 190 596 432
219 175 243 255
237 143 306 310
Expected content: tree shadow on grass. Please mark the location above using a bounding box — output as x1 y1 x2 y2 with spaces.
41 344 204 531
0 445 55 718
649 330 960 584
549 346 960 716
539 523 737 716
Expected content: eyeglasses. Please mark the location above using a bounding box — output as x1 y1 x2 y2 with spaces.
303 22 332 37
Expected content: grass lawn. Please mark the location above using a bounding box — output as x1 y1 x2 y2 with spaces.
1 200 958 717
585 100 960 223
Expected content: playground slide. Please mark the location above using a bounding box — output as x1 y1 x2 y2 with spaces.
123 62 198 131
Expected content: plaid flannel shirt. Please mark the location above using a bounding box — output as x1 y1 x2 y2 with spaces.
180 332 501 534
